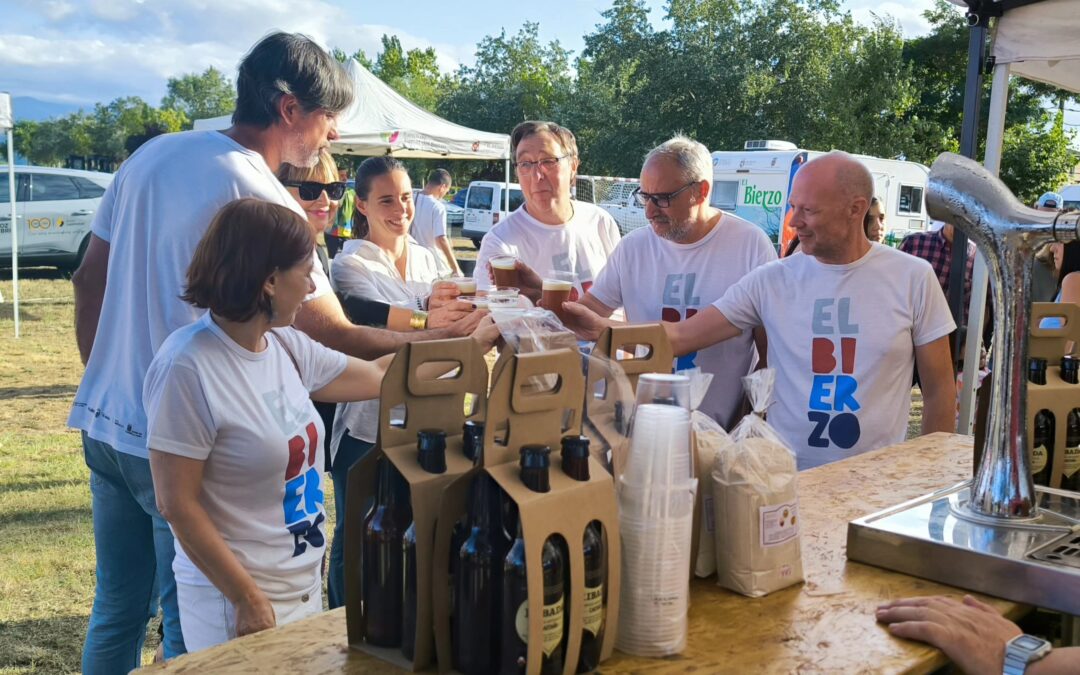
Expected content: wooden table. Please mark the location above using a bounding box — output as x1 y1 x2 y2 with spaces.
142 432 1023 674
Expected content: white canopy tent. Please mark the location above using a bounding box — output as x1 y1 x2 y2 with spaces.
956 0 1080 431
195 58 512 209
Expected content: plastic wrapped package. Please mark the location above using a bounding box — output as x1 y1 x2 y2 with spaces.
690 411 732 578
711 368 804 597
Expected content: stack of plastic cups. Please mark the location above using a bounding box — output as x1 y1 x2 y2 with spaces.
616 374 697 657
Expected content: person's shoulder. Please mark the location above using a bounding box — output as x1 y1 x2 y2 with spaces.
154 317 216 368
875 243 937 274
574 200 615 224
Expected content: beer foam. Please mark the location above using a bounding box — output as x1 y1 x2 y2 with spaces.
491 256 517 269
542 279 573 291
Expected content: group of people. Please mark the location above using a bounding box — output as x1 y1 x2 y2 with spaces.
67 30 1074 675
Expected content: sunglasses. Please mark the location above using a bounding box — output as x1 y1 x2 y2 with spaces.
282 180 347 201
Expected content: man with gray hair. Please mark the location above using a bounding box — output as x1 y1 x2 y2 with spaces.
567 151 957 468
575 135 776 429
69 32 490 672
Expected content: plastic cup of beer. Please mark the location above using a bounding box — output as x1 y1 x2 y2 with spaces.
541 278 573 323
447 276 477 295
458 296 489 310
487 286 521 308
491 255 519 287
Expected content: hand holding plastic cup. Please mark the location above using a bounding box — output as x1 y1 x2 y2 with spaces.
445 276 477 295
490 255 519 287
540 270 576 324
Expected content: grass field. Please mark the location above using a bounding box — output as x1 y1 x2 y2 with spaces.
0 256 924 674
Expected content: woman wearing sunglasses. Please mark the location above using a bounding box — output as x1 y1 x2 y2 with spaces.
277 150 347 275
472 121 621 303
325 154 482 609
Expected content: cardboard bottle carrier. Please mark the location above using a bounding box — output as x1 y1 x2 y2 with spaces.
344 337 489 670
1025 303 1080 490
434 348 621 675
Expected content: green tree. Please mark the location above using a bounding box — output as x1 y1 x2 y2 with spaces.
161 66 235 128
1000 111 1075 204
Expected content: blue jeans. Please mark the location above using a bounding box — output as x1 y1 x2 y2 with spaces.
82 433 186 673
327 432 374 609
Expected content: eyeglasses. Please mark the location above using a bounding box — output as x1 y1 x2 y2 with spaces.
282 180 347 201
632 182 698 208
514 155 568 175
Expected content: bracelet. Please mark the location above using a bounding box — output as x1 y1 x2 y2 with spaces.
410 309 429 331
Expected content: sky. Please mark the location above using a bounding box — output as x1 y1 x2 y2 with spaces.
0 0 948 108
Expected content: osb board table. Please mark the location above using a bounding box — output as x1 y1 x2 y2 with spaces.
142 432 1024 674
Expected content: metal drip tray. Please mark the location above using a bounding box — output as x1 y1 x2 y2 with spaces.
847 482 1080 614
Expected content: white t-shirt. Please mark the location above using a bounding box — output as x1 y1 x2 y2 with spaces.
589 213 777 430
143 313 347 602
714 244 955 470
330 238 442 449
68 130 332 459
411 193 451 274
473 200 621 295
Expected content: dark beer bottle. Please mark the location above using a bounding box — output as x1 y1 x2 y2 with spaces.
363 457 411 647
1060 357 1080 491
1028 357 1055 486
402 429 448 660
454 471 503 674
561 436 606 673
417 428 448 474
450 422 484 651
501 445 565 675
463 420 484 463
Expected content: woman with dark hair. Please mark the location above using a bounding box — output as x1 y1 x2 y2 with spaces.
324 155 476 608
864 196 886 243
144 198 396 652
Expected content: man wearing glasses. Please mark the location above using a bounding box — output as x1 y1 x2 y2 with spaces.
68 32 492 674
574 135 776 430
472 120 621 297
565 152 957 469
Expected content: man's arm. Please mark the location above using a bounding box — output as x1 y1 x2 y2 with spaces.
561 302 743 355
294 293 479 360
434 235 462 276
752 326 768 369
578 292 616 319
72 234 110 365
914 335 956 435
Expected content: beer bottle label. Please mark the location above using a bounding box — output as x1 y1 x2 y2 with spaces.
583 583 604 636
1031 445 1048 473
514 597 565 657
1065 444 1080 478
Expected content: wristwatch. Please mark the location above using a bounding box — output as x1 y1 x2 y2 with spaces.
1003 634 1052 675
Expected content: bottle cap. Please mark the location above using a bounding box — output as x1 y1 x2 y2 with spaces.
561 435 590 459
520 445 551 493
462 420 484 462
1029 357 1048 371
417 429 447 474
1062 356 1079 383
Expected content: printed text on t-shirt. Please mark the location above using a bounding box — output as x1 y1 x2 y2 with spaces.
806 298 861 450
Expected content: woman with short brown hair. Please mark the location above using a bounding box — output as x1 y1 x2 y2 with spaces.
145 198 393 652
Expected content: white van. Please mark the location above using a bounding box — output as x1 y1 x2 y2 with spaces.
0 166 113 270
461 180 524 247
1061 185 1080 212
711 141 930 254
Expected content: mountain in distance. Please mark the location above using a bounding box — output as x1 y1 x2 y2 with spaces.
10 96 83 121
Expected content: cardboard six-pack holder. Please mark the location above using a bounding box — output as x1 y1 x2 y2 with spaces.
344 337 489 670
434 348 621 675
1025 302 1080 490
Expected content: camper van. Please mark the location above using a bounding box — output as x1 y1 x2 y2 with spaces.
711 141 930 254
1061 184 1080 212
461 180 524 247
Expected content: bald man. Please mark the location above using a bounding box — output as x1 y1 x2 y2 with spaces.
566 151 957 469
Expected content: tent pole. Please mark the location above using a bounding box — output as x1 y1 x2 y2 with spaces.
6 128 17 338
504 158 510 212
958 62 1011 434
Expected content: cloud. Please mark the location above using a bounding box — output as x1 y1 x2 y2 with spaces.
0 0 473 106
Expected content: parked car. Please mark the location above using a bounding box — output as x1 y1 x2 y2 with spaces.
445 203 464 227
596 181 647 236
1061 184 1080 212
0 166 113 271
461 180 524 247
